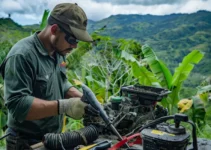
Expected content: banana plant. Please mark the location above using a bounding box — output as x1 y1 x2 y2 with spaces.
169 49 204 114
122 45 204 114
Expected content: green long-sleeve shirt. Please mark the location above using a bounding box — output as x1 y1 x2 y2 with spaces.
0 32 72 138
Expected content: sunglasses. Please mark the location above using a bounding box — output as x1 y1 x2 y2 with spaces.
58 25 78 45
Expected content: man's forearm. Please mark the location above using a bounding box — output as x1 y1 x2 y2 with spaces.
65 87 83 98
26 87 82 120
25 98 58 120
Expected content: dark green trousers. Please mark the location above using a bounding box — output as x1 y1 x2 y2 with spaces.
6 135 31 150
6 128 41 150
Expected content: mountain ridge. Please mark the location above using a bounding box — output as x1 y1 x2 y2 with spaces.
86 10 211 77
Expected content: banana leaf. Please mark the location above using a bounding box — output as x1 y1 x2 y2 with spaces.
131 61 160 86
197 85 211 94
192 96 206 125
169 50 204 114
121 50 136 62
142 45 172 88
40 9 50 30
85 76 107 102
121 50 160 86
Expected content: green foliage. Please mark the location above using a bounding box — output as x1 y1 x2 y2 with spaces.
66 29 141 102
0 41 12 64
0 82 7 147
67 33 204 116
0 19 31 43
179 76 211 139
192 96 206 126
197 85 211 96
168 50 204 113
40 10 50 30
121 53 159 86
88 11 211 88
0 41 11 144
65 118 84 131
0 18 22 30
128 45 204 114
66 42 92 70
141 45 173 88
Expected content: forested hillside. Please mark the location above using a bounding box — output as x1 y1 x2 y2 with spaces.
87 10 211 91
88 10 211 75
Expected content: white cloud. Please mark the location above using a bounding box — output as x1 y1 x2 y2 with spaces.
178 0 211 13
1 0 23 14
0 0 211 25
91 0 184 6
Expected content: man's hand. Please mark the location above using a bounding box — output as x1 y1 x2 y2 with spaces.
58 98 99 120
84 104 99 117
81 94 99 117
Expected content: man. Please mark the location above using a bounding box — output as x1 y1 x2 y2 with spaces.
0 3 98 150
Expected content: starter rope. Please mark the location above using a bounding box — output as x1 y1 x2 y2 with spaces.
59 134 66 150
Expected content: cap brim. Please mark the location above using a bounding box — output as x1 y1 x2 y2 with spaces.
69 26 93 42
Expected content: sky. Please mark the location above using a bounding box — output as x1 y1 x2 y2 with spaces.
0 0 211 25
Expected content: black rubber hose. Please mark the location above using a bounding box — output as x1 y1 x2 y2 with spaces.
43 125 99 150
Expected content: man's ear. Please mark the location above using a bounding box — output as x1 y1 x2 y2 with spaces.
50 24 59 35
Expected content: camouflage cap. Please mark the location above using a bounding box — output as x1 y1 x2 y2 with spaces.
50 3 92 42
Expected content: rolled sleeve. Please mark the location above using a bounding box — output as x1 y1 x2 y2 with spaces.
64 80 73 95
4 54 35 122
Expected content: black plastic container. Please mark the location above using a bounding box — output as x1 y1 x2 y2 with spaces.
120 85 171 103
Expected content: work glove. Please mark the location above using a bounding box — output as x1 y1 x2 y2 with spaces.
58 98 99 120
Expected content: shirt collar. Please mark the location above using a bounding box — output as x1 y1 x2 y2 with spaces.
33 31 66 66
34 31 49 56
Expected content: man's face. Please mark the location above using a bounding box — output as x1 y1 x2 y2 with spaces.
52 26 78 56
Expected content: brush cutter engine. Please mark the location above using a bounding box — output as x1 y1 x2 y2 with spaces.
83 85 170 136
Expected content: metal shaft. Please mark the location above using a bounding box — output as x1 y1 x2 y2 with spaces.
82 84 130 148
109 124 130 148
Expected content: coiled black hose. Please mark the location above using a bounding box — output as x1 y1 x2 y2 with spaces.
43 125 99 150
